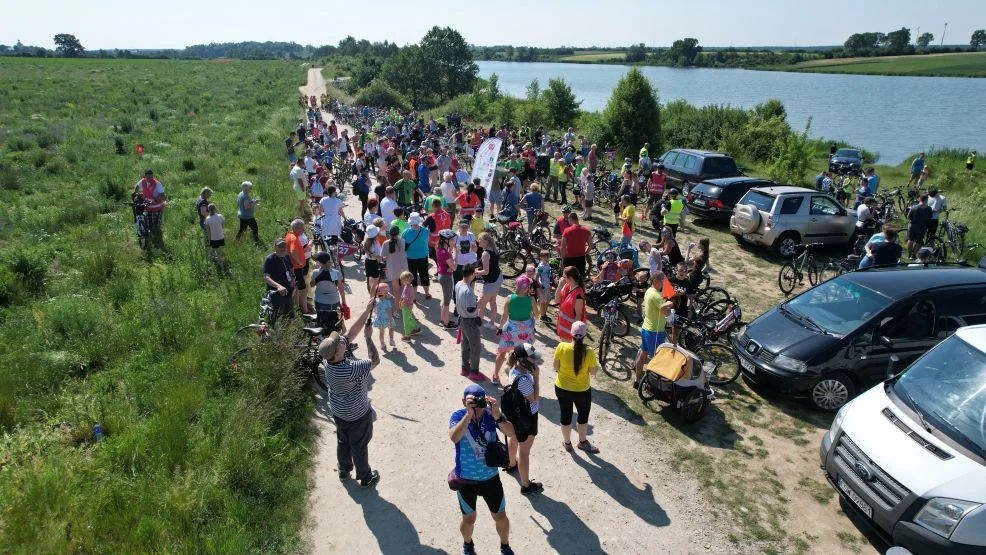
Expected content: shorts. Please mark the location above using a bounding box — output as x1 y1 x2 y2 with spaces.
512 411 539 443
523 167 536 181
439 273 454 304
482 274 503 296
456 475 506 515
555 386 592 426
209 238 225 248
365 259 383 279
968 162 975 171
294 186 307 202
407 257 430 288
907 227 926 243
537 288 550 303
640 329 666 357
294 262 309 290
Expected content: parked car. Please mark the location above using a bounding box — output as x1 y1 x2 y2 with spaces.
686 177 774 223
730 186 857 256
734 265 986 410
819 325 986 554
657 149 742 192
829 148 864 175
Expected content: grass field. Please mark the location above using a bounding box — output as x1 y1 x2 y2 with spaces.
783 51 986 77
557 50 625 63
0 58 314 551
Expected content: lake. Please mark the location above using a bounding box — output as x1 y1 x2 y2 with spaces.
477 61 986 165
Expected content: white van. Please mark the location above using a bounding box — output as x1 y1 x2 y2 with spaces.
819 325 986 555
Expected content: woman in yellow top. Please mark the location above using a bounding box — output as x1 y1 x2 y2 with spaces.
552 320 601 454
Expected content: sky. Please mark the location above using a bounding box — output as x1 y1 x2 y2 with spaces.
3 0 985 50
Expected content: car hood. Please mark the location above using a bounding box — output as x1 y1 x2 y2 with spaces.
831 156 862 165
841 385 986 501
743 306 841 363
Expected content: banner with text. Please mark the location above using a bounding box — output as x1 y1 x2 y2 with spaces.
470 138 503 198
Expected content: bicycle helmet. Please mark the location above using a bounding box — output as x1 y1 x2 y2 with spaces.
438 229 455 239
603 250 617 261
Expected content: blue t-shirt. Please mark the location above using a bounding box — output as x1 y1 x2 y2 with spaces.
911 158 925 174
450 409 499 481
402 226 430 260
417 163 431 194
237 191 255 219
355 175 370 194
868 175 880 195
522 192 543 214
502 191 520 218
536 263 552 290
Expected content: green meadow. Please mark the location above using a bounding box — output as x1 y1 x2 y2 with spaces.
783 51 986 77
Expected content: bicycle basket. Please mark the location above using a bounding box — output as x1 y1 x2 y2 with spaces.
587 283 620 306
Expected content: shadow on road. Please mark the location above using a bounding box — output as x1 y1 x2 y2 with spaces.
570 452 671 528
348 487 449 554
528 493 603 553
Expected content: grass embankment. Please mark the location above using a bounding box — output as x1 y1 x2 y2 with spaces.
0 58 315 551
779 51 986 77
557 51 625 63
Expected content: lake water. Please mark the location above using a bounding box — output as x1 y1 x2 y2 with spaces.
477 60 986 165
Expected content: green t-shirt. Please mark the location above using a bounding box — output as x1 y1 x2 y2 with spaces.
394 218 408 234
394 179 417 206
642 287 667 332
507 294 533 321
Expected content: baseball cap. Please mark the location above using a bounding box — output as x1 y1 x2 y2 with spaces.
408 213 422 226
365 225 379 239
463 383 486 400
512 343 543 363
241 181 253 189
570 321 588 338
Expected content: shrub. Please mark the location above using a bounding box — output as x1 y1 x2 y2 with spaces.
36 132 60 150
114 136 126 155
0 167 20 191
3 247 48 296
30 149 48 169
181 158 196 171
43 155 68 175
603 68 661 157
7 136 34 152
118 117 134 133
354 79 410 111
149 108 158 121
99 176 126 201
768 119 815 185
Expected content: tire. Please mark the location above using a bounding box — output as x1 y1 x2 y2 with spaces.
810 373 856 411
807 259 822 287
694 287 731 312
695 341 740 385
500 250 527 279
732 204 760 234
592 239 611 256
531 227 552 250
952 232 966 258
680 388 706 423
852 234 868 257
818 262 840 283
697 298 733 322
228 346 252 371
597 326 612 368
637 372 658 402
612 306 631 337
773 232 801 258
925 236 947 263
778 262 798 296
679 324 706 352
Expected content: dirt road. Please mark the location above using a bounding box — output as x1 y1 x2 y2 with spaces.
299 67 738 554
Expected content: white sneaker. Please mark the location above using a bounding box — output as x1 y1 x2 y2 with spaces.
482 322 497 330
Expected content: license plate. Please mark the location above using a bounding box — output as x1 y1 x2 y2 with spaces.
838 477 873 518
739 356 755 374
741 234 754 243
693 199 706 206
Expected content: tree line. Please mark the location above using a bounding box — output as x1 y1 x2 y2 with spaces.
0 35 319 60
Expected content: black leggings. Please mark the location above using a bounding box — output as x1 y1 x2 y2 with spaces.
555 386 592 426
236 218 260 242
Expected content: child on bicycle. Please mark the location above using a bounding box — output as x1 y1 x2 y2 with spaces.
372 282 397 348
398 270 422 341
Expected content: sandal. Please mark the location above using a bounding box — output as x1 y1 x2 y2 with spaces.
563 442 573 453
578 440 600 454
520 481 544 495
503 464 518 473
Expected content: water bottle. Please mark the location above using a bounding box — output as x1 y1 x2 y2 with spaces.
93 422 104 442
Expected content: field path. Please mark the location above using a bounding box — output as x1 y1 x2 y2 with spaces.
299 67 735 554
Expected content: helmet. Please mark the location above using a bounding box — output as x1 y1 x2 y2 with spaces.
604 250 617 261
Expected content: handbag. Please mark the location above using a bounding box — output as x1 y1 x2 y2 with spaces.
447 469 474 491
472 420 510 469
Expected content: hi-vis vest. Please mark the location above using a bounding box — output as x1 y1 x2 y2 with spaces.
550 159 562 178
664 199 683 225
428 210 451 247
139 178 165 212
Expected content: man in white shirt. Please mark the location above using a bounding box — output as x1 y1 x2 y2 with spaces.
440 172 459 222
319 186 345 240
380 186 398 228
289 162 308 217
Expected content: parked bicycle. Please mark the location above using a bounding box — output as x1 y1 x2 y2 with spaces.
934 208 968 259
777 243 824 295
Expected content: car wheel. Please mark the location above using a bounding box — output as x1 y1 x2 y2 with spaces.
810 373 856 411
773 232 801 258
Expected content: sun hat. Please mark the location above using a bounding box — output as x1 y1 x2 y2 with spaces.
570 321 588 338
515 275 533 290
512 342 543 363
408 213 422 226
365 225 379 239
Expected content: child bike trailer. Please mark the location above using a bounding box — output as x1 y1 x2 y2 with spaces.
637 342 711 423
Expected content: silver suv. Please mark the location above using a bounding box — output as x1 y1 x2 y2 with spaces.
730 186 857 256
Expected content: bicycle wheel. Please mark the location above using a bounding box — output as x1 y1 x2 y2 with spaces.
500 250 527 279
925 236 947 263
694 286 731 310
597 325 612 369
531 228 553 250
818 262 840 283
807 259 822 287
951 232 966 258
778 263 798 295
592 239 611 256
228 346 252 371
679 324 706 352
695 341 741 386
613 306 631 337
697 298 733 321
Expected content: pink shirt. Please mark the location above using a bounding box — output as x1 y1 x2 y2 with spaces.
436 248 453 276
400 284 415 308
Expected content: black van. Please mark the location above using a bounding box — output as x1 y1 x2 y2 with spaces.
657 149 742 191
734 266 986 410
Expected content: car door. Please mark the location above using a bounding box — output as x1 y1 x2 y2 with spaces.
807 195 852 244
849 296 947 385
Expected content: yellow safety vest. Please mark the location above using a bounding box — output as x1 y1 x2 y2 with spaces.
664 199 683 225
550 159 562 177
969 155 976 165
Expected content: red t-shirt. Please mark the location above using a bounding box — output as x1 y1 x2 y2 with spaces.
562 225 591 258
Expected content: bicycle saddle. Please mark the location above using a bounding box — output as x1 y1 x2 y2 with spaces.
301 314 319 322
303 326 325 336
507 221 523 230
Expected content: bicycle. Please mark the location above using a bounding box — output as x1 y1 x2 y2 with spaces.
935 208 968 259
586 278 632 337
597 296 631 380
678 302 743 355
125 196 151 251
777 242 824 296
818 255 859 281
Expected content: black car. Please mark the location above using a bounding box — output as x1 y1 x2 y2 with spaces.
657 149 742 191
828 148 864 175
734 266 986 410
686 177 774 223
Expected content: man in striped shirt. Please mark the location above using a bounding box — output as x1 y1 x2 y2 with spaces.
319 299 381 488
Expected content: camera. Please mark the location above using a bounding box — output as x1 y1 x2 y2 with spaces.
473 397 487 409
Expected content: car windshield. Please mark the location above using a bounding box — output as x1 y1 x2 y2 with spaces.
835 149 861 160
784 278 891 336
739 190 775 212
703 157 739 177
892 336 986 458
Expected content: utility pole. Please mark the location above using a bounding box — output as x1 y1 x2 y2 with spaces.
915 27 920 45
941 22 948 47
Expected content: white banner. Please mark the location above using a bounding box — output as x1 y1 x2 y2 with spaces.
470 138 503 198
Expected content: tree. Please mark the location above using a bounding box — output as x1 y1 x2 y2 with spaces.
379 45 432 109
972 30 986 50
885 27 911 54
53 33 84 57
420 26 477 102
669 38 702 66
767 119 814 185
603 68 660 157
355 79 409 111
625 43 646 63
350 55 382 89
916 33 935 48
542 78 581 129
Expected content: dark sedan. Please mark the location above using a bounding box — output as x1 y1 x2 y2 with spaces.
686 177 774 223
829 148 864 175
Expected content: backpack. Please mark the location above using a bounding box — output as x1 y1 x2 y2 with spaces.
500 377 531 436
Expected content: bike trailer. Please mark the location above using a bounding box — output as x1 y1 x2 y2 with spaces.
644 343 706 388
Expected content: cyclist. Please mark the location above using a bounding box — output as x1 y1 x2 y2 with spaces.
134 169 166 249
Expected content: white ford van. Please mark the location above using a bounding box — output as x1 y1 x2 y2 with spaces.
819 325 986 555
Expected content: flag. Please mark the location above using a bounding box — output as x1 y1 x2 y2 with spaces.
470 138 503 197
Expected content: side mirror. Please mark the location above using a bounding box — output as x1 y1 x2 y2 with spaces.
879 335 893 348
887 355 901 379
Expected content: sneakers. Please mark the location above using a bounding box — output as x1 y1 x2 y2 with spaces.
481 321 497 331
460 368 470 377
501 545 515 555
338 470 350 482
520 481 544 495
467 371 488 382
358 470 380 488
462 542 477 555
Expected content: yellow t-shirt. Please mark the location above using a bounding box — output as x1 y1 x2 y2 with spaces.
621 205 636 236
554 342 598 392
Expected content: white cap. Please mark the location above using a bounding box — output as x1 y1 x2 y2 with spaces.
241 181 253 189
365 225 379 239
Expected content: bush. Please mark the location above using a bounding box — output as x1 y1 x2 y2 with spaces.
29 149 48 169
354 79 410 111
36 132 60 150
0 166 21 191
114 136 125 155
181 158 196 171
768 119 815 185
603 68 661 157
118 117 135 134
43 155 68 175
2 247 48 296
99 175 126 201
7 136 34 152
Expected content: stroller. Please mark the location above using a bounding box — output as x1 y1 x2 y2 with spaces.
636 341 713 423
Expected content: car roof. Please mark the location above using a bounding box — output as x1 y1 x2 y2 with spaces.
843 266 986 300
668 149 731 158
700 177 771 187
749 185 816 195
955 325 986 354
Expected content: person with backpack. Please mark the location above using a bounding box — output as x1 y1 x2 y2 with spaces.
553 320 601 454
502 343 543 495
